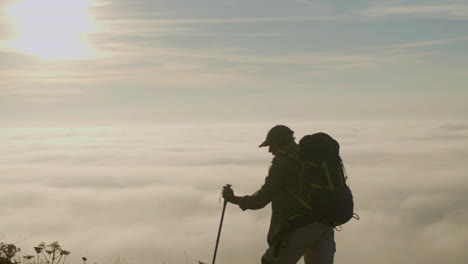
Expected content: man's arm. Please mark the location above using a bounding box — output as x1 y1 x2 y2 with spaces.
223 157 283 210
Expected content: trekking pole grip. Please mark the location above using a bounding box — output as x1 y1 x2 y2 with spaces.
223 184 232 204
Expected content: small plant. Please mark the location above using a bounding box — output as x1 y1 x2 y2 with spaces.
0 242 21 264
32 242 70 264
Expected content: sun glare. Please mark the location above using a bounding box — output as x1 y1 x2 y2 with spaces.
7 0 97 59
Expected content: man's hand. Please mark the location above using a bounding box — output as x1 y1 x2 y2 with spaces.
222 185 240 204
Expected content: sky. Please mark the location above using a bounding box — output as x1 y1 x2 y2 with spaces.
0 0 467 124
0 0 468 264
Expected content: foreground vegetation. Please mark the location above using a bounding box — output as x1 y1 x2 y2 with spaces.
1 241 211 264
0 241 75 264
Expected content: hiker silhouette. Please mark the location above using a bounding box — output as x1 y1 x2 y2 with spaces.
222 125 336 264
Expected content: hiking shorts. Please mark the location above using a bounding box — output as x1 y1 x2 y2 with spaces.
261 222 335 264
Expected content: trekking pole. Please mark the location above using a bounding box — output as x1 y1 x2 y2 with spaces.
212 184 231 264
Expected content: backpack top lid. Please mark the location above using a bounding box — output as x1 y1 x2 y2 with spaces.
299 132 340 162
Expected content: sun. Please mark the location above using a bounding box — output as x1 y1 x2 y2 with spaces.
7 0 97 59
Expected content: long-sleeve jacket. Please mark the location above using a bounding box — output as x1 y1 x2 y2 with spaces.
238 142 305 245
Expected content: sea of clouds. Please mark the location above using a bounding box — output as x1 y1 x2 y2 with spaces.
1 121 467 264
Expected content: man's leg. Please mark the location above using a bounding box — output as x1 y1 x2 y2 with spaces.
303 228 335 264
262 222 334 264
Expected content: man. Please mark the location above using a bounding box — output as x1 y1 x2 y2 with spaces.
222 125 335 264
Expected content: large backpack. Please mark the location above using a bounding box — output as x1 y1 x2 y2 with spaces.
284 132 356 228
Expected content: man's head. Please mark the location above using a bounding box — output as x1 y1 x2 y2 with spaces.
259 125 295 154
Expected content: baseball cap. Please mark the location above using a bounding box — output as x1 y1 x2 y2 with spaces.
259 125 294 148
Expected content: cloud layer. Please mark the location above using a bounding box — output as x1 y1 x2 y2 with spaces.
1 121 467 264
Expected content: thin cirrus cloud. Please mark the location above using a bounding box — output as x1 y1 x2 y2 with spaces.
360 2 468 19
0 45 396 94
386 36 468 49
